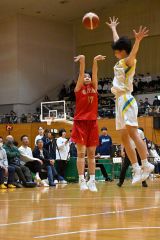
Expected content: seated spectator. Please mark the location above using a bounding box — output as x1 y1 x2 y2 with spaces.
138 79 143 91
35 127 44 146
0 137 16 189
27 113 33 123
97 127 112 156
42 130 66 183
21 114 27 123
98 83 103 94
102 83 108 94
9 111 18 124
148 142 160 175
19 135 43 185
56 129 70 179
153 96 160 106
133 79 138 93
3 135 36 188
144 98 151 108
33 139 66 186
138 99 145 115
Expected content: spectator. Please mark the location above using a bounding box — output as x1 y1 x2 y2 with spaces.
69 130 77 158
138 99 145 115
10 111 18 124
148 141 160 175
35 127 44 145
27 113 33 123
97 127 112 156
0 137 16 189
98 83 103 94
3 135 36 188
153 96 160 107
19 135 43 185
144 98 151 108
43 130 66 184
21 114 27 123
33 139 66 186
102 83 108 94
56 129 69 179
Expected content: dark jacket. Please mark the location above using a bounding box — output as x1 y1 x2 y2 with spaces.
32 147 51 167
96 135 112 156
3 144 21 165
42 137 56 160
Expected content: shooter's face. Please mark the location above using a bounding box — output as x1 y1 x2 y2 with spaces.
114 50 127 60
84 73 91 85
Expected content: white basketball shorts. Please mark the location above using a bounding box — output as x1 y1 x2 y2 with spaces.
115 93 138 130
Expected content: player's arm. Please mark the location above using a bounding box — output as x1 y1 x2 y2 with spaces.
106 16 119 42
92 55 106 91
125 26 149 67
74 55 85 92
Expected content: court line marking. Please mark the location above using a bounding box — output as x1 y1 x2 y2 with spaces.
0 205 159 227
34 226 160 239
0 196 158 202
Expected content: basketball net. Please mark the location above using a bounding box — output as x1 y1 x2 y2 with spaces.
45 117 54 125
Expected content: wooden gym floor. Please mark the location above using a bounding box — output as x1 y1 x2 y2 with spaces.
0 180 160 240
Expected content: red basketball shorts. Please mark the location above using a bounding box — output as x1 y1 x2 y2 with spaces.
71 120 99 147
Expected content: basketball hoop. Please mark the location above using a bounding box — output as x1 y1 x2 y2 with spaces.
45 117 54 125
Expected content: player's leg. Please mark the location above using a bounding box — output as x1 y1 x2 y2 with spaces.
136 149 148 187
120 129 142 184
86 146 97 192
117 153 131 187
126 125 154 181
76 144 88 191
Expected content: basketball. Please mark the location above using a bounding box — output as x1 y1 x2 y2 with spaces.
82 12 100 30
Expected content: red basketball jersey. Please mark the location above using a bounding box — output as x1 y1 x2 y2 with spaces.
74 84 98 120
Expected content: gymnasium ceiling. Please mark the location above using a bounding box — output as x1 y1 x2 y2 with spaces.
0 0 121 22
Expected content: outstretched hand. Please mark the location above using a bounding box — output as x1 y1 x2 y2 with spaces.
74 55 85 63
133 26 149 42
106 16 119 29
94 55 106 61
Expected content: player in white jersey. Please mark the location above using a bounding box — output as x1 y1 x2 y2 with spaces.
106 17 154 184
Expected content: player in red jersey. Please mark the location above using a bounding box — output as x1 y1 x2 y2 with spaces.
72 54 106 192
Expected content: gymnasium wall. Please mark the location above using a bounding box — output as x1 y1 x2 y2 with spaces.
74 0 160 77
0 14 74 114
0 17 18 106
0 117 159 149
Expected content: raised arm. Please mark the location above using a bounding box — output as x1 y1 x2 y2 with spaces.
74 55 85 92
125 26 149 67
106 16 120 42
92 55 106 91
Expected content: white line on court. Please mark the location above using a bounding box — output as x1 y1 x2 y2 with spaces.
0 205 159 227
34 226 160 239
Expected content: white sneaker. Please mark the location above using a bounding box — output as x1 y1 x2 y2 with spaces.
59 180 67 184
54 180 59 184
35 176 42 186
41 180 49 187
142 163 155 181
79 179 88 191
87 180 98 192
132 167 142 184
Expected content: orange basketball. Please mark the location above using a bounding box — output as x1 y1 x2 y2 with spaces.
82 12 100 30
